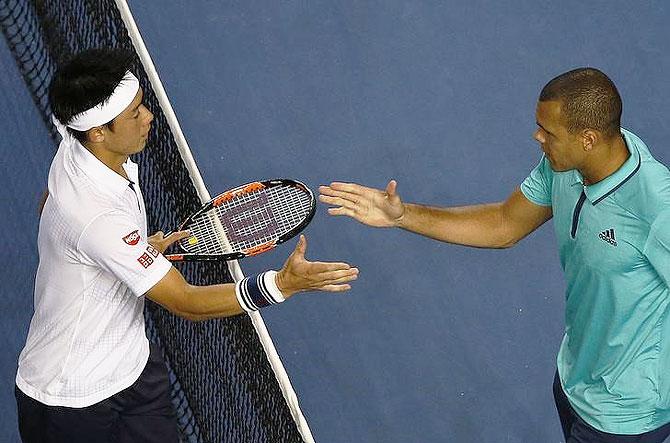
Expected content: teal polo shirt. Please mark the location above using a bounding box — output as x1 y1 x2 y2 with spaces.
521 128 670 434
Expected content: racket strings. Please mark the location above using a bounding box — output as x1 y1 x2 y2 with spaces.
267 186 312 235
179 186 312 254
223 190 278 246
186 212 231 254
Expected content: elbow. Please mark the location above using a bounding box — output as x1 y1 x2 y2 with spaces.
147 269 211 322
496 237 519 249
493 229 522 249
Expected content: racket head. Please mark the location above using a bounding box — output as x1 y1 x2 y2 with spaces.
168 179 315 261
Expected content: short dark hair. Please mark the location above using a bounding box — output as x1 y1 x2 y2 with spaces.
49 48 135 142
539 67 622 138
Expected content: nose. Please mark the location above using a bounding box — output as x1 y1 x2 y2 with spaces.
533 128 545 144
141 104 154 125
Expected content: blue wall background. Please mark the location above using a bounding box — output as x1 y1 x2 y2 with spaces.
2 1 669 442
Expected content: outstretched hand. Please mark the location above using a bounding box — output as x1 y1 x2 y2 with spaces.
275 235 359 298
148 230 190 253
318 180 405 228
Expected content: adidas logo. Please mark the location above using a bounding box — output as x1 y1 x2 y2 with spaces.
598 228 617 246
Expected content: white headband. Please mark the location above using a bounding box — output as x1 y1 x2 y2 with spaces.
66 71 140 131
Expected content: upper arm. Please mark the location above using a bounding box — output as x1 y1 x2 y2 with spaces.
520 155 553 206
38 190 49 216
78 211 172 297
500 187 553 245
500 155 554 245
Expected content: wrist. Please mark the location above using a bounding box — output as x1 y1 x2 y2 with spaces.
265 270 288 300
235 271 285 313
275 269 296 298
394 203 407 228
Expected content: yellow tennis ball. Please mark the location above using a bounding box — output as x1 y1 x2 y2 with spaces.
188 236 199 245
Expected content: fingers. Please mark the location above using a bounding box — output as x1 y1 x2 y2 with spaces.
164 230 190 247
321 182 370 196
318 284 352 292
148 230 189 253
319 181 396 212
385 180 397 197
318 188 358 208
319 268 359 282
319 183 382 199
291 235 307 258
308 268 359 292
326 206 356 218
318 183 382 207
306 261 356 273
319 184 373 220
319 194 359 211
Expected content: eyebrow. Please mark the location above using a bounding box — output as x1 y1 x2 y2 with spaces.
127 101 142 117
130 90 144 114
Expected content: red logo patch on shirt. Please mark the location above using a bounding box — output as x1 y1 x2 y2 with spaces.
122 230 141 246
137 252 154 268
146 245 159 258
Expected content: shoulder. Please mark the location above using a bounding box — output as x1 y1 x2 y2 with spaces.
45 185 128 236
46 158 129 235
634 143 670 210
617 134 670 223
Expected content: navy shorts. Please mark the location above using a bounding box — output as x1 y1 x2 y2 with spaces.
553 371 670 443
15 344 179 443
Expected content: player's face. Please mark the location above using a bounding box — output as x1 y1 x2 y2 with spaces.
533 100 583 172
104 88 153 156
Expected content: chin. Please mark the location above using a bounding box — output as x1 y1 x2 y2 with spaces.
551 164 574 173
135 141 148 153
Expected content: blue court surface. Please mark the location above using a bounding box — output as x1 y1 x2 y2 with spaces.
2 1 670 442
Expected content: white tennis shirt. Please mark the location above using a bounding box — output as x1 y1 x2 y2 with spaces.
16 135 172 407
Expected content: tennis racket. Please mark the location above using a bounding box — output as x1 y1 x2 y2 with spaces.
164 179 316 262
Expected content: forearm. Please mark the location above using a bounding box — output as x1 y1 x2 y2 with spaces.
150 268 291 321
148 268 273 321
321 182 550 248
147 238 357 320
176 282 243 321
398 202 515 248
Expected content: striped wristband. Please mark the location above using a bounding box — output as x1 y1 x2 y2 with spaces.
235 270 286 312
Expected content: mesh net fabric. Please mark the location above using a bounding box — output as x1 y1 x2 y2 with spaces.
0 1 304 441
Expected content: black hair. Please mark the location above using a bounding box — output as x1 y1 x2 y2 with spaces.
48 48 135 143
539 67 622 138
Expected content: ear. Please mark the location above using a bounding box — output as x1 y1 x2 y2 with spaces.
581 129 597 152
86 126 105 143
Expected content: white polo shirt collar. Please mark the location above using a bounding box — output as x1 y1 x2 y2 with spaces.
69 139 139 198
